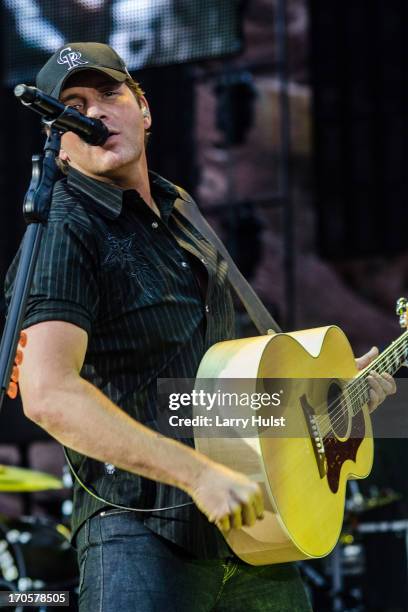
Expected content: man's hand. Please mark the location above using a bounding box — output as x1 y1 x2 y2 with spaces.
190 462 264 532
355 346 396 413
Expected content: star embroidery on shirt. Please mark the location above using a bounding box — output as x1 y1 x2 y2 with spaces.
128 260 159 296
102 232 162 298
103 233 138 270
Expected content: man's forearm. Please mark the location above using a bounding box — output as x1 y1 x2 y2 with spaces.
22 375 210 495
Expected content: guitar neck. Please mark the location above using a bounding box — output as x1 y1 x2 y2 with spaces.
347 330 408 415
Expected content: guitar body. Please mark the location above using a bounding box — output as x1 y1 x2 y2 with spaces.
195 326 374 565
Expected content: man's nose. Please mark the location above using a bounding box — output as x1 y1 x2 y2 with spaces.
86 102 107 120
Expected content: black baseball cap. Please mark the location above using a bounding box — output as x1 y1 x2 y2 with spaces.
36 42 131 99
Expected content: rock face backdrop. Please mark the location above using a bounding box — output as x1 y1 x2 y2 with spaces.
196 0 407 353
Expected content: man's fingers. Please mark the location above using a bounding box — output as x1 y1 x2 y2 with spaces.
382 372 397 394
367 388 379 413
233 485 264 525
217 515 231 532
356 346 379 370
15 349 23 366
19 332 27 348
230 502 243 530
253 489 264 518
240 496 257 527
369 371 395 396
230 487 265 529
198 473 265 532
367 371 396 412
367 374 384 408
216 484 265 531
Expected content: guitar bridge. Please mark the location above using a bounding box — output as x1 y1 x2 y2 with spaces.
300 394 327 479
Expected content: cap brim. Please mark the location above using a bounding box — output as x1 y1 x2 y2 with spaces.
52 66 127 98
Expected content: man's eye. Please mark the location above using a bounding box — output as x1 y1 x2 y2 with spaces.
104 91 118 98
68 104 83 111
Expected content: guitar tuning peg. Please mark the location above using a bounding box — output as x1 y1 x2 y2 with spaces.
396 297 408 315
396 297 408 328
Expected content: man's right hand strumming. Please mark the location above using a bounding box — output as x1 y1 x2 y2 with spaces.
189 462 264 532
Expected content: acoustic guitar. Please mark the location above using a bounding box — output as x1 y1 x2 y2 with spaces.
194 299 408 565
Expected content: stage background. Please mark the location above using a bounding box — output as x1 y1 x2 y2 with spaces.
0 2 407 609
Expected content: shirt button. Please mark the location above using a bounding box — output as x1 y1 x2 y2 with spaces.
151 221 159 229
181 261 189 268
205 305 210 313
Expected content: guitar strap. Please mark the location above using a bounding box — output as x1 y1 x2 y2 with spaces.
174 186 282 335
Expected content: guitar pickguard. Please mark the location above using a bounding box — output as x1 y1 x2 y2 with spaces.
324 411 365 493
301 393 365 493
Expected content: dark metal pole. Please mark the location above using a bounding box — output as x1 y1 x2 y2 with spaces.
0 130 61 410
274 0 295 330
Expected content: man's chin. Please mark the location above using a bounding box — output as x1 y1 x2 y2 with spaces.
71 148 141 180
92 151 130 175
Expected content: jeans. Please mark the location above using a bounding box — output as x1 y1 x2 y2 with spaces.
75 509 312 612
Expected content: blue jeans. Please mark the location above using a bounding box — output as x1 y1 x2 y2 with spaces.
75 509 312 612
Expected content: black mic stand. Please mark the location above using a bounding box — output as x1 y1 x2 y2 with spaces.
0 128 61 411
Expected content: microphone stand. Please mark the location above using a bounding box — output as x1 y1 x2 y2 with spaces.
0 128 61 411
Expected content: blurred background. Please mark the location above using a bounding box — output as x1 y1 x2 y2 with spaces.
0 0 407 610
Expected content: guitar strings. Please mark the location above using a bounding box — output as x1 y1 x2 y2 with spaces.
314 338 408 437
311 335 408 435
324 336 407 423
317 348 402 439
321 339 408 434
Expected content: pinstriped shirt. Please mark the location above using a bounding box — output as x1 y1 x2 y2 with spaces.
4 167 235 558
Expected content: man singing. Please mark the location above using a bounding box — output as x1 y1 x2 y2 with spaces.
4 43 395 611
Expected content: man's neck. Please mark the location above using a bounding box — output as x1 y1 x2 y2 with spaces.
70 158 160 217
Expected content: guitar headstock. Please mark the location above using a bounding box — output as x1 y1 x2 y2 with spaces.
396 297 408 329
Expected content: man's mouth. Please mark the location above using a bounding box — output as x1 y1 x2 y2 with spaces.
102 131 120 146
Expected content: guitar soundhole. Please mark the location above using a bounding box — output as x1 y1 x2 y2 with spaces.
327 382 349 438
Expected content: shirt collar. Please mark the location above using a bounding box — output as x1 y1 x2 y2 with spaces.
67 167 182 220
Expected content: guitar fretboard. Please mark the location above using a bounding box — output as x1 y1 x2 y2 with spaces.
346 330 408 416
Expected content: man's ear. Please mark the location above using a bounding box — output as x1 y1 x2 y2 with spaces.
59 149 70 162
139 95 152 129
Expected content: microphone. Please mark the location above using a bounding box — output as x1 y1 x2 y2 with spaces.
14 84 109 146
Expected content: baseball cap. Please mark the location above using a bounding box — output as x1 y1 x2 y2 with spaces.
36 42 131 99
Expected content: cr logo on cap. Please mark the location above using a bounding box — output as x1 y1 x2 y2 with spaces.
57 47 89 71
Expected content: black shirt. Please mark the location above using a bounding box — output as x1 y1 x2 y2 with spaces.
5 167 235 557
